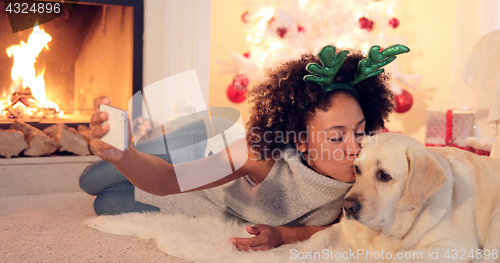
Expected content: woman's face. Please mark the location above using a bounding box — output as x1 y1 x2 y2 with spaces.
296 93 365 183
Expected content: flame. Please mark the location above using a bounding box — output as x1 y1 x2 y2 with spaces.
3 23 62 118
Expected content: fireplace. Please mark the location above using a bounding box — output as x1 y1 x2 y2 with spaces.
0 0 213 196
0 0 144 196
0 0 144 129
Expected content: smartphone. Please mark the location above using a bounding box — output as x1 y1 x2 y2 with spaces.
99 104 129 151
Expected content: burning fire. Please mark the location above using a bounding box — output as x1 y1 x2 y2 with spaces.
1 23 63 119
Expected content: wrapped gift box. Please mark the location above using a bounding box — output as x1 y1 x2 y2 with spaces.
465 137 493 156
425 109 475 148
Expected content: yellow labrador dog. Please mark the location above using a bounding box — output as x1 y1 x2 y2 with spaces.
305 132 500 262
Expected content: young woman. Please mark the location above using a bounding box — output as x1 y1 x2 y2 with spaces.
80 45 404 251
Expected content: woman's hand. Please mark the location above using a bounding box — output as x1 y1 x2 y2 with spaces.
89 96 131 163
229 224 283 251
230 224 333 252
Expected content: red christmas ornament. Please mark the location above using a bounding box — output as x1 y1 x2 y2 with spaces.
243 52 250 58
277 27 287 38
394 89 413 113
241 11 249 23
389 18 399 29
227 74 249 103
233 73 249 89
358 17 374 31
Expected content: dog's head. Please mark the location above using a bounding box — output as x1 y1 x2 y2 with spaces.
343 133 447 230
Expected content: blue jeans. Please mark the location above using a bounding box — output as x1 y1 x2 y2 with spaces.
80 119 210 215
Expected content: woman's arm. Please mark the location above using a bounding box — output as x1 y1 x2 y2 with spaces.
230 224 332 251
89 96 260 196
110 139 251 196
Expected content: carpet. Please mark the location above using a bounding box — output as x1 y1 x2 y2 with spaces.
0 191 190 263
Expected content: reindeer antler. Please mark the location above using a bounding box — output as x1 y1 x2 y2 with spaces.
303 45 350 91
350 44 410 86
302 44 410 103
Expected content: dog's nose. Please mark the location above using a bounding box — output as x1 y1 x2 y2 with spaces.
343 197 361 218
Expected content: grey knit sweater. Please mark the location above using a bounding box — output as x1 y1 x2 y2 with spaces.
203 145 353 226
136 145 353 227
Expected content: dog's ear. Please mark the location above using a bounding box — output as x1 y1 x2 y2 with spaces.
404 144 447 208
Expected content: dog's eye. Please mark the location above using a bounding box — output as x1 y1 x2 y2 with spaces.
378 170 392 182
354 165 361 174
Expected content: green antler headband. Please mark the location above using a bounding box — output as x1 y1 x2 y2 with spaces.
303 44 410 97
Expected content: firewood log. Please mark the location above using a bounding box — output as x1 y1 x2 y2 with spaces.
43 123 67 141
77 124 91 143
0 129 28 158
43 124 90 156
61 128 91 156
10 120 60 157
10 119 35 135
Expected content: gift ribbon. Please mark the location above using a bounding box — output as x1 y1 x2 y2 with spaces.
425 109 466 150
445 109 453 145
425 143 467 150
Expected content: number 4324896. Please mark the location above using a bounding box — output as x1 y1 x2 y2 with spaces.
443 249 498 260
5 2 61 14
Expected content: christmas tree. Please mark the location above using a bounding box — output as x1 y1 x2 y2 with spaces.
225 0 418 113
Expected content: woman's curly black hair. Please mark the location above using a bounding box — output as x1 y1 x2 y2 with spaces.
246 49 395 160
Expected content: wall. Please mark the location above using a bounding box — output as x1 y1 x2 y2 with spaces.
143 0 211 107
208 0 478 143
209 0 251 122
143 0 211 128
449 0 500 110
383 0 458 142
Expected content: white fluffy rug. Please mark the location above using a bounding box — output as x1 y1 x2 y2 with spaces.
86 212 350 263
